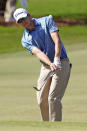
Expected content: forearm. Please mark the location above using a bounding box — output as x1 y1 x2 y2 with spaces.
36 51 51 65
51 31 61 58
54 39 61 58
32 47 51 66
51 31 61 68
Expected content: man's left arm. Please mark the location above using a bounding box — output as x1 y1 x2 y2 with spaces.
51 31 61 68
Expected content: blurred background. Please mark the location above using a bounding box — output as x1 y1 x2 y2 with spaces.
0 0 87 131
0 0 28 22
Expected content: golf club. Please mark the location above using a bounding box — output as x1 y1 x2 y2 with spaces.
33 70 54 91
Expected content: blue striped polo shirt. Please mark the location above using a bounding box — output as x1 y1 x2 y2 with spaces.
21 16 67 62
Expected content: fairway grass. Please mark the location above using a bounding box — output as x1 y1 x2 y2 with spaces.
0 121 87 131
0 25 87 130
0 47 87 123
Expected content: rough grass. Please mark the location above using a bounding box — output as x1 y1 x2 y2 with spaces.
0 26 87 54
17 0 87 19
0 26 24 54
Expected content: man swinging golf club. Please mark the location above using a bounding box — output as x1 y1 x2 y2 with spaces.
13 8 72 121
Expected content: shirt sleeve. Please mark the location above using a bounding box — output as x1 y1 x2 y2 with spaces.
21 34 37 54
47 16 59 34
22 40 36 54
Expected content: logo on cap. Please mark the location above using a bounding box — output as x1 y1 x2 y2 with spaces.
15 11 24 17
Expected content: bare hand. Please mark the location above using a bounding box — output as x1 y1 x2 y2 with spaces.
50 63 62 71
50 63 58 71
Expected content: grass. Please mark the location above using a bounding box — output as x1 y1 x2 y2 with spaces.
0 47 87 122
17 0 87 19
0 48 87 130
0 25 87 130
0 121 87 131
0 25 87 54
0 26 24 54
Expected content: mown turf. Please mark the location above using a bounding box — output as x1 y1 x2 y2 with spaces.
0 47 87 123
0 25 87 130
0 121 87 131
17 0 87 19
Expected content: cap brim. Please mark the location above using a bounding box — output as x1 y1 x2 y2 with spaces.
16 13 27 22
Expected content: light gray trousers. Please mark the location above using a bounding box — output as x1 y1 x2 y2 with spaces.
4 0 16 22
36 58 71 121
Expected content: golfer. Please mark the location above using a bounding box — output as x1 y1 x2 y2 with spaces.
13 8 71 121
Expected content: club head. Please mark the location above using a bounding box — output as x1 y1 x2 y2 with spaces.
33 86 40 91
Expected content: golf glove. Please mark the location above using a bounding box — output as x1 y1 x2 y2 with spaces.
54 57 61 68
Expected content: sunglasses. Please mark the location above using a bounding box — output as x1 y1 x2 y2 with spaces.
18 17 27 23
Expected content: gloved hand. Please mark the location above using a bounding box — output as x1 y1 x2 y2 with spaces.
54 57 61 68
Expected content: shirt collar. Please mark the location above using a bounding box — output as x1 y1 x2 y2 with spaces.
32 18 41 26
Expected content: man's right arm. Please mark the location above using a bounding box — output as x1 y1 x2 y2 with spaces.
32 47 57 71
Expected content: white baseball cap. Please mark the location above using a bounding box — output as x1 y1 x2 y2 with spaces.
13 8 29 22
